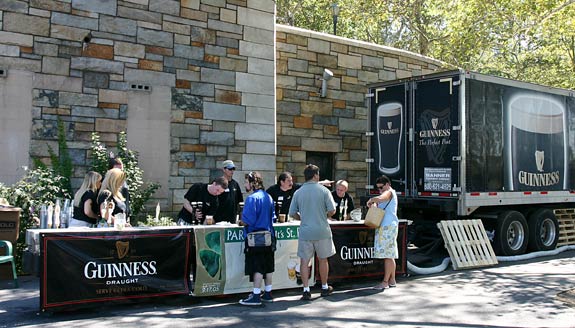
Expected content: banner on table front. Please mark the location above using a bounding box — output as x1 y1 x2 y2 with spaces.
193 224 310 296
41 229 192 312
328 223 407 281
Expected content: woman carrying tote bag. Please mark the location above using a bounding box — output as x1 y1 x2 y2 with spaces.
366 175 398 291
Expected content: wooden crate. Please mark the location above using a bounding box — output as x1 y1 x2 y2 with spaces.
438 219 498 270
554 208 575 247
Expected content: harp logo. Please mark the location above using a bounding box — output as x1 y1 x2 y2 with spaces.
116 241 130 259
535 150 544 172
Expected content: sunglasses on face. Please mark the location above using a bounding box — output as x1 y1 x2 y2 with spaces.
225 167 236 171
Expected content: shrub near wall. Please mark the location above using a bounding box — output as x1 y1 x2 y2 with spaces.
0 168 70 273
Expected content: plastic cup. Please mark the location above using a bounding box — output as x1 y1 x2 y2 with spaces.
287 260 297 280
205 215 214 225
115 213 126 230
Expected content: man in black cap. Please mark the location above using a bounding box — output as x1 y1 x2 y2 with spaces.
215 159 243 223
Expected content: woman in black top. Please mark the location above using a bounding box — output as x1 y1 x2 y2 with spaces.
97 168 127 227
70 171 102 227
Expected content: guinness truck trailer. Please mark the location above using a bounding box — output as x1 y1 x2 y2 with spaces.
367 70 575 256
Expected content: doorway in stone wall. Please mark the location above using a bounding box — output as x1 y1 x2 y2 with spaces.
306 151 334 185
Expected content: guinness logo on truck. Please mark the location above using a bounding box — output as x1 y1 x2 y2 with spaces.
535 150 544 172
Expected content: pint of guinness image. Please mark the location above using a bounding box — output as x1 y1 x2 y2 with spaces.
377 102 402 175
506 93 567 191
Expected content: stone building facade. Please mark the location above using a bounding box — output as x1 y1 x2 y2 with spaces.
275 25 443 199
0 0 276 214
0 0 445 216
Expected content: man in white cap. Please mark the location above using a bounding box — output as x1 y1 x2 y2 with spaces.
215 159 243 223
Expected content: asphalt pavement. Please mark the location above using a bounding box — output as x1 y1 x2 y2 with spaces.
1 250 574 328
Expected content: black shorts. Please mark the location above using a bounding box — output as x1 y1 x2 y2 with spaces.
244 246 275 280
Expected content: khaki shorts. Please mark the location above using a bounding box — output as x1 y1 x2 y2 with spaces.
297 238 336 260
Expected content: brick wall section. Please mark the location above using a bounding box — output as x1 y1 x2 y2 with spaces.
0 0 276 214
275 25 445 199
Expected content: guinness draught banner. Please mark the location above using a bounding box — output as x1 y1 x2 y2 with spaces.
328 223 406 282
41 229 191 312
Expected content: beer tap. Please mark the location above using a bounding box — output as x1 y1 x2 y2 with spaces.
195 202 203 225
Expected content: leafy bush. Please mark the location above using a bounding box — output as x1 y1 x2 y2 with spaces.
0 167 71 273
90 132 161 224
138 216 176 227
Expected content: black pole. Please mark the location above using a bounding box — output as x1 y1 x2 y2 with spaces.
333 16 338 35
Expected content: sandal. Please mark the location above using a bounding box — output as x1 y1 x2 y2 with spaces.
373 282 390 290
389 280 397 288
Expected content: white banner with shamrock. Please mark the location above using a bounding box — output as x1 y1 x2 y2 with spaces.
193 223 313 296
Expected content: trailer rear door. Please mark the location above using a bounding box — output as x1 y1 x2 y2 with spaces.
369 83 408 196
412 75 461 197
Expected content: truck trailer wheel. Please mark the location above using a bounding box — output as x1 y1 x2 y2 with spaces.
494 211 529 256
527 209 559 252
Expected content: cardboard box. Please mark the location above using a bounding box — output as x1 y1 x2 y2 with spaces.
0 206 21 280
0 207 21 243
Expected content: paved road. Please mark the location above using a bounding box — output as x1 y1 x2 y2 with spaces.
1 250 574 328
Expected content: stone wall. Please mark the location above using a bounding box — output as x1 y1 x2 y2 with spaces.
275 25 445 199
0 0 276 214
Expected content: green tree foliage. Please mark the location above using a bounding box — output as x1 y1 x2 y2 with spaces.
277 0 575 89
90 132 160 222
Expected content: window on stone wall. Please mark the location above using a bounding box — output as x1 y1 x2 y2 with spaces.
306 152 334 184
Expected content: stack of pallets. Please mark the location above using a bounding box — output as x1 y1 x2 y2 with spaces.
437 219 498 270
553 209 575 247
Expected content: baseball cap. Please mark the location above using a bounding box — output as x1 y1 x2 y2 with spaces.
222 160 235 169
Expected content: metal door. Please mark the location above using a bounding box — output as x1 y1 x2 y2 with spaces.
412 76 461 197
369 83 408 196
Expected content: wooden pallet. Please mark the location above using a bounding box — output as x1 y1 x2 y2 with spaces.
554 209 575 247
438 220 498 270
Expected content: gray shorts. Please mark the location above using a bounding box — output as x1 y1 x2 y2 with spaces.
297 238 336 260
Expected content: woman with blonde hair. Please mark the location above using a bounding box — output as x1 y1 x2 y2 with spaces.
70 171 102 227
97 168 127 227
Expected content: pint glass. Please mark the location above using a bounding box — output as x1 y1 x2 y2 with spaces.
377 102 402 175
506 93 567 191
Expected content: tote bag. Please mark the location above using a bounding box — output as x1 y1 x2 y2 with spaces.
364 200 391 228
